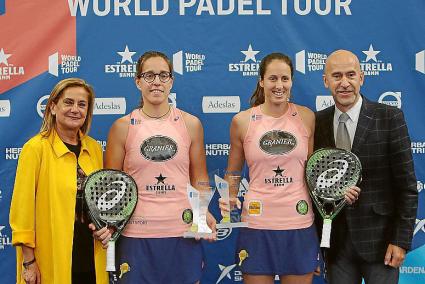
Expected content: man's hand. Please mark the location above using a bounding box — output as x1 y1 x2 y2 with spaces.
89 224 113 249
344 186 361 205
384 244 406 268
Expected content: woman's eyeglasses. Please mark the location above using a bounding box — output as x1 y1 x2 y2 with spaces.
138 71 172 83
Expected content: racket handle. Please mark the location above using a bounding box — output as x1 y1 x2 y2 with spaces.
106 240 116 272
320 219 332 248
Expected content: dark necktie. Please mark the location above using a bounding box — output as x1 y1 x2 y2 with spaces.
336 112 351 151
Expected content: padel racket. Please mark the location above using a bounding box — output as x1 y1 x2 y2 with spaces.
305 148 361 247
83 169 138 272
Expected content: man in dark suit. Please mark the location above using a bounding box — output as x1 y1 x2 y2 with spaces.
314 50 418 284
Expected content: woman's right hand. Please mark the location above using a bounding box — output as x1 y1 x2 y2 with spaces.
218 197 241 217
22 261 41 284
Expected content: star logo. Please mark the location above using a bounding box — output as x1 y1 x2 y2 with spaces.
241 44 259 63
414 218 425 236
155 173 167 184
216 264 237 284
0 48 12 66
362 44 380 62
273 166 284 177
117 45 136 64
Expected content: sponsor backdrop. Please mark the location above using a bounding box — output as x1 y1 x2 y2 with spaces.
1 1 424 283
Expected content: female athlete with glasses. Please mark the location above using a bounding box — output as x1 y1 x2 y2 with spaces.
104 51 217 284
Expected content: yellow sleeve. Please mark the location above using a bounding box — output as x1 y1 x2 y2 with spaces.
9 140 41 248
95 140 103 170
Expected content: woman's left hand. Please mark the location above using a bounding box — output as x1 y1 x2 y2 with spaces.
88 223 113 249
22 261 41 284
203 211 217 242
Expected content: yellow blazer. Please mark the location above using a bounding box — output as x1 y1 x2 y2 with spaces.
10 130 108 284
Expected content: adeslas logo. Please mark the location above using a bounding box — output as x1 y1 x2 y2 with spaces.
202 96 240 113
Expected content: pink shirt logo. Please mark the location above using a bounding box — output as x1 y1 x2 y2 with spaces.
140 135 178 162
259 130 297 155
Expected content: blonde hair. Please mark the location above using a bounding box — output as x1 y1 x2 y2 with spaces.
40 78 95 137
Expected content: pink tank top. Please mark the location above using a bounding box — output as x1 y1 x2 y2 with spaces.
242 103 314 230
122 107 192 238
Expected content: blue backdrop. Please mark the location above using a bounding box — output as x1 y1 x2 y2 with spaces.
1 1 424 283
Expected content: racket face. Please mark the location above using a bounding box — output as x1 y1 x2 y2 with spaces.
306 148 361 200
83 169 138 237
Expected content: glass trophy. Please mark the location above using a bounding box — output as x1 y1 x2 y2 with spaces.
183 183 216 238
215 174 248 229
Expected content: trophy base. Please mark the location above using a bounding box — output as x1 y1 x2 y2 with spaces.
183 232 215 239
216 222 248 229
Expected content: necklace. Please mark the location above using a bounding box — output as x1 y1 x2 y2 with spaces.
141 106 171 119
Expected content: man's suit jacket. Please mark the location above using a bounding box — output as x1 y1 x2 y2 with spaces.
314 96 418 262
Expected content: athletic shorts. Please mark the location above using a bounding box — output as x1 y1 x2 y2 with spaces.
116 236 203 284
236 225 320 275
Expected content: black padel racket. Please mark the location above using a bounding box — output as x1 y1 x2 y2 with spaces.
83 169 138 272
305 148 361 247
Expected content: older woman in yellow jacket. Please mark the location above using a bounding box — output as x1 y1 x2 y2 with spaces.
10 78 108 284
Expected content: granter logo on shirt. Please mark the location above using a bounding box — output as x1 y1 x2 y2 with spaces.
259 130 297 155
140 135 178 162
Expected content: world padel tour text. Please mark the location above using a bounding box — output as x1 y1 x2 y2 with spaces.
67 0 352 16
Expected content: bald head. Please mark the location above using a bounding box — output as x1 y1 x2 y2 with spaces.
325 50 361 74
323 49 364 112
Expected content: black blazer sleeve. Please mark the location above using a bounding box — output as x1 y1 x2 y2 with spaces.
388 108 418 250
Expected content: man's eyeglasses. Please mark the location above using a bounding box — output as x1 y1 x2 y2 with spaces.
138 71 172 83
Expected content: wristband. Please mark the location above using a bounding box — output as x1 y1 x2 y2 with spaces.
23 257 36 268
